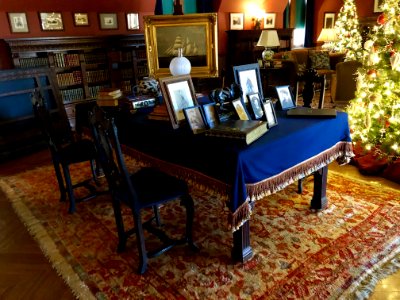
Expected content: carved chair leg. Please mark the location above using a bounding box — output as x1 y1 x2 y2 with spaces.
53 159 67 202
112 199 128 253
134 211 148 274
183 194 198 251
62 164 76 214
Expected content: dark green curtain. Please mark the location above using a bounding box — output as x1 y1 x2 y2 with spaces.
304 0 315 47
197 0 213 12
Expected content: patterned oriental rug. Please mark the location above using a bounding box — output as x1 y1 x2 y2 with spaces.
1 159 400 300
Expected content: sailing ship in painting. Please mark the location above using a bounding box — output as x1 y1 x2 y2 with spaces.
165 35 199 57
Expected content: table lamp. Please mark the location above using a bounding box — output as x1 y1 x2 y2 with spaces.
257 30 280 62
169 48 191 76
317 28 337 51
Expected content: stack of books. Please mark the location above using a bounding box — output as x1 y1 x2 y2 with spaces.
205 119 268 145
96 88 123 106
124 94 156 109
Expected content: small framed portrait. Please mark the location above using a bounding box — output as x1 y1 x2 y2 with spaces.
183 105 207 134
7 12 29 33
159 75 198 129
232 98 250 121
233 63 263 104
275 85 296 111
39 12 64 31
247 92 264 120
202 102 220 128
230 12 244 30
262 99 278 128
264 13 276 29
323 12 335 29
73 13 89 26
374 0 384 13
99 13 118 30
126 13 139 30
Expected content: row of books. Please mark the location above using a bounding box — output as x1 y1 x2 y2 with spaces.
53 53 80 68
61 87 84 104
18 57 49 68
84 52 107 65
56 71 82 87
86 70 109 83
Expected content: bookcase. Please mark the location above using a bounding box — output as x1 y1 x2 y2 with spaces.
5 35 148 129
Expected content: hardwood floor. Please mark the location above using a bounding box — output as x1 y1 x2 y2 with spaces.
0 149 399 299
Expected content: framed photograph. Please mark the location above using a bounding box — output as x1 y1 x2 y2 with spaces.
262 99 278 128
159 75 198 129
233 63 264 104
39 12 63 31
73 13 89 26
183 105 207 134
230 13 244 30
324 12 335 29
7 12 29 33
247 92 264 120
374 0 384 13
275 85 296 111
126 13 139 30
202 102 220 128
232 98 250 121
144 13 218 78
264 13 276 29
99 13 118 30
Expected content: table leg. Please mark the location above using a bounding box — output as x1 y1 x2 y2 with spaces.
232 220 254 263
311 165 328 210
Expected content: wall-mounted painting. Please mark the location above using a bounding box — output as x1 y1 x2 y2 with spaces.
144 13 219 79
8 12 29 33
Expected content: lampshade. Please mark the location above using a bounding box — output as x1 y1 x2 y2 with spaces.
257 30 280 48
317 28 337 42
169 48 191 76
256 30 280 61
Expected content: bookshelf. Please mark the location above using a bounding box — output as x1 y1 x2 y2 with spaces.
5 35 148 129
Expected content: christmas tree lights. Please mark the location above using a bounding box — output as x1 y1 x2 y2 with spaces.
333 0 363 61
347 0 400 159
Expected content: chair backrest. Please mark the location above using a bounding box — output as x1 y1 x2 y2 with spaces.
31 89 72 153
334 60 362 103
88 106 139 205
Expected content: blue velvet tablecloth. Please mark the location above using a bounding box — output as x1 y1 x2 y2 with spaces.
118 108 353 231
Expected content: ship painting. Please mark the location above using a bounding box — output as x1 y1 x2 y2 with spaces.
165 35 199 57
156 25 207 68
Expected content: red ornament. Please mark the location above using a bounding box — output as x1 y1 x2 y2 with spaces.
377 13 386 25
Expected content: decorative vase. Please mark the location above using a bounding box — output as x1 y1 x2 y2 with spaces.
169 48 191 76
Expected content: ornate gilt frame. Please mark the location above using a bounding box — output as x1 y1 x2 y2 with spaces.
144 13 219 79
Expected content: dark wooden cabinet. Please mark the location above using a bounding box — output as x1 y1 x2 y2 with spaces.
5 35 148 129
225 29 294 81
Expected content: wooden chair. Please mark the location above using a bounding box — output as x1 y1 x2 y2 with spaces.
88 105 197 274
31 89 99 213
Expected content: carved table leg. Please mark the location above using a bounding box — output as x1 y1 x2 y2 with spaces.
232 220 254 263
310 165 328 210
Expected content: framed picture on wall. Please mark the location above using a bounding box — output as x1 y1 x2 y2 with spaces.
73 13 89 26
39 12 64 31
126 13 139 30
230 12 244 30
374 0 384 13
7 12 29 33
99 13 118 30
264 13 276 29
323 12 335 29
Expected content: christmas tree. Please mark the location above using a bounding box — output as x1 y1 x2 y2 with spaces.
333 0 363 61
347 0 400 159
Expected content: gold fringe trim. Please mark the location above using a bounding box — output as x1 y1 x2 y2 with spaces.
0 180 96 300
246 141 354 202
122 145 231 203
123 142 353 233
